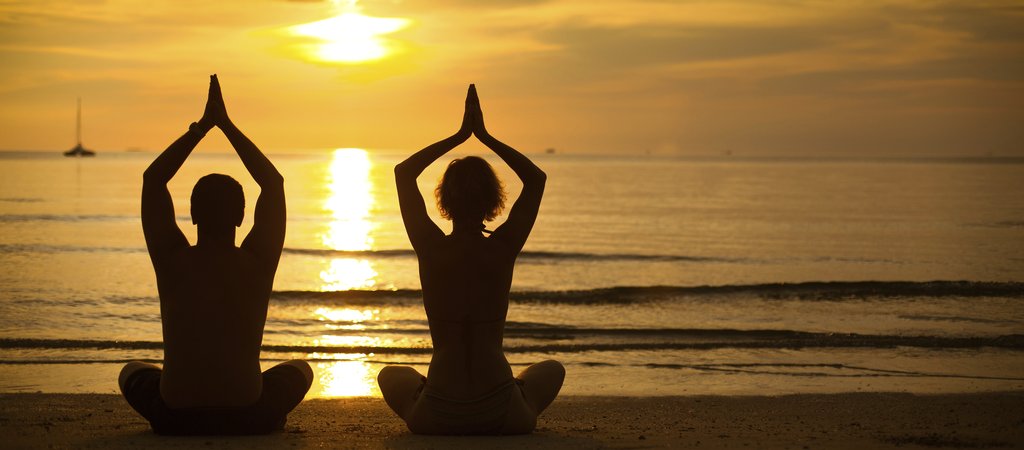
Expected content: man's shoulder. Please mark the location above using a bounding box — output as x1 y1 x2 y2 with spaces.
155 245 261 271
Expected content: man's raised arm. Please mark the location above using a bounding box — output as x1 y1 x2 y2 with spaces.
202 75 285 264
141 110 213 265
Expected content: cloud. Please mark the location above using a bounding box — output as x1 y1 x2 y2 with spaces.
543 25 824 66
367 0 552 12
884 1 1024 43
0 0 1022 155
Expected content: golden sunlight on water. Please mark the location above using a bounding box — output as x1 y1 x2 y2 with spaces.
320 258 377 291
323 148 375 251
309 148 388 396
319 148 379 291
313 356 380 397
315 306 378 325
287 10 410 64
310 307 383 396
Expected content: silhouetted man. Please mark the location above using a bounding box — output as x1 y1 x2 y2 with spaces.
118 75 312 435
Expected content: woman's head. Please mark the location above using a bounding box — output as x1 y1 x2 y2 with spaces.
435 156 506 223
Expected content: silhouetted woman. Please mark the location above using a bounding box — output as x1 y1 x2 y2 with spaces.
378 85 565 435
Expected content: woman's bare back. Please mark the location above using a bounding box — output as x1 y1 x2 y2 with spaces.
419 233 517 398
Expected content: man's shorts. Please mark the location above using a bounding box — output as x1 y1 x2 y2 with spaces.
121 364 309 435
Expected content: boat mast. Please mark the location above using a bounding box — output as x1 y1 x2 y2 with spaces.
76 97 82 146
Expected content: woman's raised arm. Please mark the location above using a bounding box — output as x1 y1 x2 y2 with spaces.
395 88 474 250
469 85 546 253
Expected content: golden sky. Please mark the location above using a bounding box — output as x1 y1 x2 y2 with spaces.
0 0 1021 156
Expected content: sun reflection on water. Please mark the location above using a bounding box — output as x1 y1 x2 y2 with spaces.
319 148 379 291
308 295 385 396
307 148 386 396
313 307 380 337
319 258 377 291
314 307 378 325
323 148 374 251
311 354 379 397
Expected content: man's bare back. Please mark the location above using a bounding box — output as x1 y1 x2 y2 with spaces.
158 247 271 407
118 75 312 435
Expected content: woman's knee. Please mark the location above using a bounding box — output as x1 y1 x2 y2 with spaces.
502 393 539 435
521 360 565 382
377 366 423 418
377 365 420 384
537 360 565 378
518 360 565 414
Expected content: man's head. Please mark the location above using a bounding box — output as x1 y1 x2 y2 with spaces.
191 173 244 228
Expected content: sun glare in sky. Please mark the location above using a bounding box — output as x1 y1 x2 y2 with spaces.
1 1 1021 156
288 12 411 64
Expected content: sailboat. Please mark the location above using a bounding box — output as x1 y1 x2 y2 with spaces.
64 97 96 157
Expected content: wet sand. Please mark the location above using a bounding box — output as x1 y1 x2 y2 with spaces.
1 393 1022 449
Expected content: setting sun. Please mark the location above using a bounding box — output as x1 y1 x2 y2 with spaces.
288 12 410 64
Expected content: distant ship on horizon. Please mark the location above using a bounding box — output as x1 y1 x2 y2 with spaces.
64 98 95 157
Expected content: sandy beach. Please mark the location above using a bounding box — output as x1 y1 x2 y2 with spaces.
1 392 1021 449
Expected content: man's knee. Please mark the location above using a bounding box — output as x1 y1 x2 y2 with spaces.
119 361 159 394
272 358 315 393
276 360 314 390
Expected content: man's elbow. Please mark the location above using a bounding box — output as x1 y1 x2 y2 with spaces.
142 168 165 186
264 171 284 186
256 172 285 194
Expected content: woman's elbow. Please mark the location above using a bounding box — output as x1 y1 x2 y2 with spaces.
394 161 414 180
531 167 547 184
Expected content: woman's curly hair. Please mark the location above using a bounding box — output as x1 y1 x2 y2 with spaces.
435 156 506 222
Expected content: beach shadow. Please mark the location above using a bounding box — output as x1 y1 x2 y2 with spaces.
81 424 600 450
383 431 600 449
85 429 315 450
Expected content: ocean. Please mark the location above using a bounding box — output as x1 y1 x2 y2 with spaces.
0 149 1022 397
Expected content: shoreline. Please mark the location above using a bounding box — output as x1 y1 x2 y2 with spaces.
1 392 1021 449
